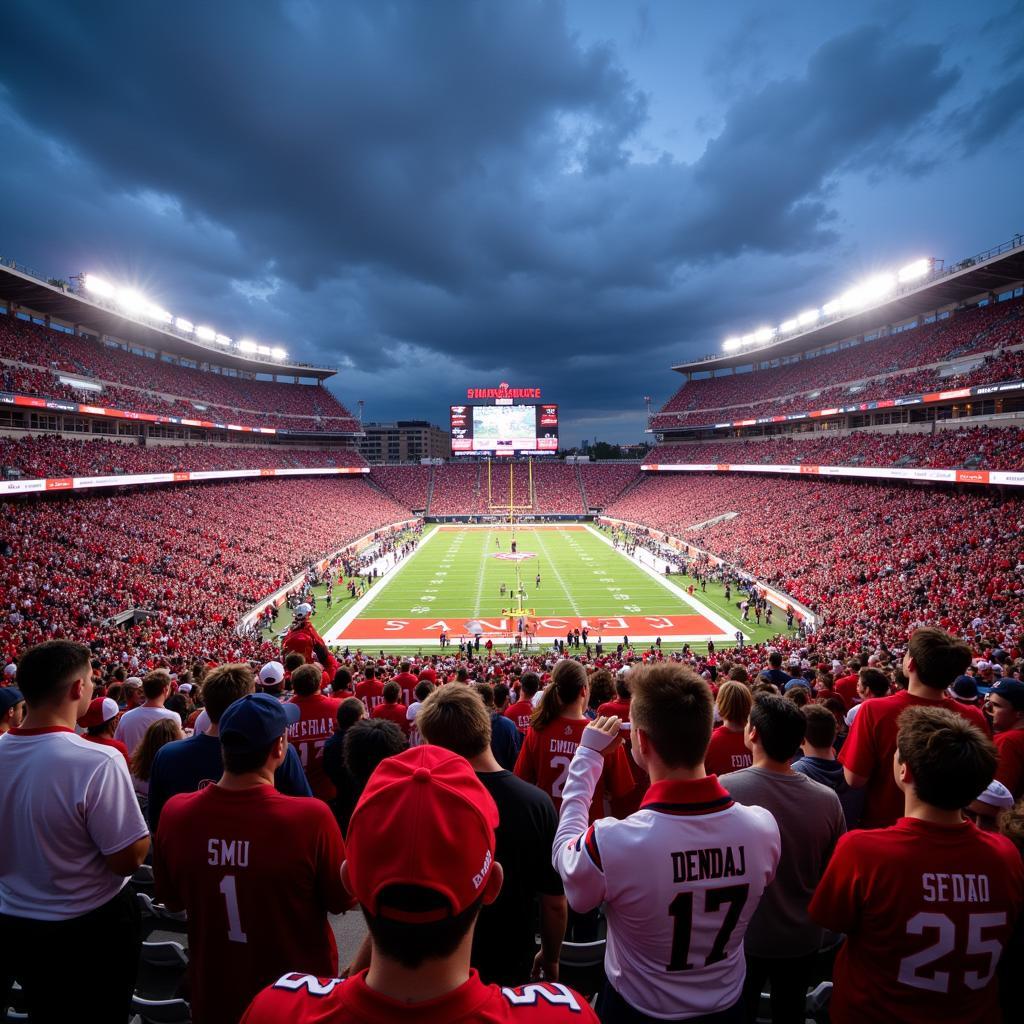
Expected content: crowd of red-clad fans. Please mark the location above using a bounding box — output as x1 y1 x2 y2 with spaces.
368 464 433 509
647 425 1024 471
429 461 486 514
0 476 410 669
607 473 1024 660
652 295 1024 428
0 434 367 478
2 617 1023 1022
0 314 360 432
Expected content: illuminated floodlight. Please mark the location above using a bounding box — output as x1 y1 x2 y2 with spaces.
84 274 115 297
741 333 756 346
116 289 147 314
175 317 194 332
779 318 799 333
195 325 216 341
797 309 820 326
215 334 232 346
897 258 930 283
145 304 173 324
238 339 258 353
271 347 287 360
754 326 775 343
821 299 842 316
722 337 742 352
858 274 897 303
256 345 272 356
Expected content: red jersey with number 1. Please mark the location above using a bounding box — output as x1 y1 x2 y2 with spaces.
809 817 1024 1024
154 785 353 1024
514 717 633 821
241 971 599 1024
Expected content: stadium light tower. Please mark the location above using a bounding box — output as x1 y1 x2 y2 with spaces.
644 395 652 415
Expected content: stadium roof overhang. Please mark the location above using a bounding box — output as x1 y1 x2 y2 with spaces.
672 238 1024 375
0 263 336 381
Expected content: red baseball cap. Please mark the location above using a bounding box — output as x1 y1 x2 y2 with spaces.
78 697 119 729
346 745 498 921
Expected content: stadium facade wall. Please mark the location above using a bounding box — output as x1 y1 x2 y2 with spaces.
638 463 1024 488
0 465 369 495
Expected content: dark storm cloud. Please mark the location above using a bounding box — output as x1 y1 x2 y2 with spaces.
0 2 1007 441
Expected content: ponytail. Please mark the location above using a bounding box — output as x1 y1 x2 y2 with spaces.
531 659 587 730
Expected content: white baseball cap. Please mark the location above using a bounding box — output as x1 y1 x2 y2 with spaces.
295 603 313 618
259 661 285 686
3 663 16 678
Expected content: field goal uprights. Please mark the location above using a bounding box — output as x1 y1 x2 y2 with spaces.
487 458 534 513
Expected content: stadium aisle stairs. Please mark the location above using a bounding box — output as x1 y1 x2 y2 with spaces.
424 463 436 514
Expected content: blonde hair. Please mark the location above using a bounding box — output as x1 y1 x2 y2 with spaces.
130 717 183 782
715 681 753 727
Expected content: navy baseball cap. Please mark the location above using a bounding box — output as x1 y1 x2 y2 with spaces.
0 687 24 714
219 693 299 753
951 676 979 700
989 678 1024 712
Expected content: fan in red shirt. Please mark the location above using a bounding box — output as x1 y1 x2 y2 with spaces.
391 661 419 706
76 696 130 766
514 660 633 821
833 660 861 707
811 705 1024 1024
241 744 597 1024
985 677 1024 800
841 629 989 828
287 664 341 801
281 603 336 685
370 681 410 737
354 665 385 712
154 693 353 1024
595 673 632 721
704 680 753 776
505 672 540 735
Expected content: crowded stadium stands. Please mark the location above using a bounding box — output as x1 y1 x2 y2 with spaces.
646 425 1024 471
0 434 366 478
652 295 1024 428
0 315 360 432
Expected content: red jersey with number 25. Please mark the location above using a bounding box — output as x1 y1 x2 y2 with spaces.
809 816 1024 1024
514 717 633 821
241 971 599 1024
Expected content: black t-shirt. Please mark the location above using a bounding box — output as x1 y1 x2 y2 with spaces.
472 770 564 987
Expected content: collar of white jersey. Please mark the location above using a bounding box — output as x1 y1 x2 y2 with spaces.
640 776 734 816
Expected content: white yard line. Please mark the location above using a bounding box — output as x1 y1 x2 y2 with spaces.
472 530 492 617
323 526 440 644
584 524 740 640
533 528 582 616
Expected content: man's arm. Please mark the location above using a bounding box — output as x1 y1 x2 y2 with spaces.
276 744 313 796
104 835 150 877
552 716 621 913
533 893 568 981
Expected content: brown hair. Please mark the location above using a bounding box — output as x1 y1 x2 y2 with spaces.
532 660 587 730
142 669 172 700
630 663 713 769
801 703 837 749
906 628 972 691
858 667 891 698
417 685 491 759
200 664 256 723
130 717 182 781
896 706 996 810
715 681 752 726
291 663 323 697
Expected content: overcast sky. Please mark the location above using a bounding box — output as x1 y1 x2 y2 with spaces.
3 1 1023 443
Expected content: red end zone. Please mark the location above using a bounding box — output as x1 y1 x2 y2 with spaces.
336 613 722 643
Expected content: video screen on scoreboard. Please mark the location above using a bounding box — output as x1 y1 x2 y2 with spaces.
450 404 558 454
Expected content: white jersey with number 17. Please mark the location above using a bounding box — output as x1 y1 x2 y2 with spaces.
553 747 781 1019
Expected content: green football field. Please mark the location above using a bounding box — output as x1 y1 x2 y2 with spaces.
268 524 797 653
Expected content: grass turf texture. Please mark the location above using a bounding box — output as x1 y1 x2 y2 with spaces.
268 525 798 654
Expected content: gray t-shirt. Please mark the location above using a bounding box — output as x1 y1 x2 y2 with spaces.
720 766 845 957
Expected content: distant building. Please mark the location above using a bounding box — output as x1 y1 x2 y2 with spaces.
357 421 449 463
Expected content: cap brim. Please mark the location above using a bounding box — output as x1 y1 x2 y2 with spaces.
281 702 301 725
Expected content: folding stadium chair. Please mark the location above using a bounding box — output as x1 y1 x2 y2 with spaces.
558 938 607 1000
805 981 832 1022
130 995 191 1024
132 863 156 893
140 941 189 970
2 981 27 1023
